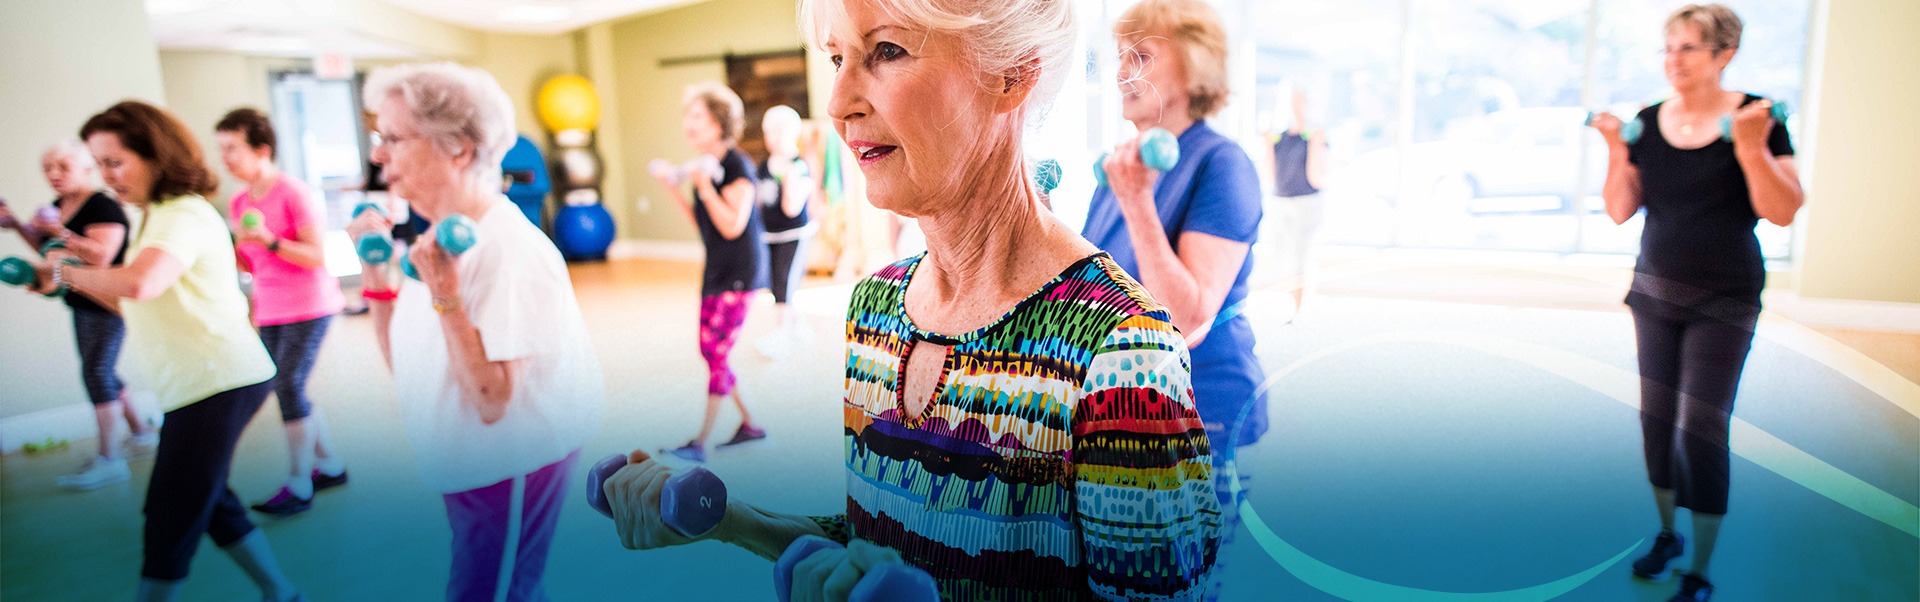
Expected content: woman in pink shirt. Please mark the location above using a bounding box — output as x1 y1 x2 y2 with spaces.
216 108 348 516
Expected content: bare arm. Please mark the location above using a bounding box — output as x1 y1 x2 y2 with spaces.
434 303 520 424
1103 141 1251 347
697 178 757 240
1589 113 1642 225
60 247 186 302
58 223 126 267
781 167 813 219
1739 155 1803 227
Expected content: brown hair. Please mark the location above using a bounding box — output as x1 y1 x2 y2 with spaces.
79 101 219 202
1667 4 1743 53
1115 0 1232 121
683 82 746 147
215 107 277 159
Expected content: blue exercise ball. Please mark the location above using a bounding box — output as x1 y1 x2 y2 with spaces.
554 203 616 261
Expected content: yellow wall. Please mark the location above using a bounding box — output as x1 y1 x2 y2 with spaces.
606 0 808 242
0 0 166 419
475 32 581 156
157 52 289 202
1795 0 1920 304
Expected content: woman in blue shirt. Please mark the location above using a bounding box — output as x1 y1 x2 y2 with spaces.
1082 1 1264 598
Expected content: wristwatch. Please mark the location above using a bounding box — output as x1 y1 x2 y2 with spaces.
267 238 282 253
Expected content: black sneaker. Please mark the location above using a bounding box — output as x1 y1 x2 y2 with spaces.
250 487 313 517
718 424 767 447
1669 572 1713 602
311 469 349 492
1632 530 1685 579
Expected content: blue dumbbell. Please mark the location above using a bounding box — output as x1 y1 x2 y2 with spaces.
1033 158 1062 196
1717 100 1791 141
584 451 729 538
1586 111 1646 145
1093 128 1180 189
399 214 478 281
353 203 396 265
775 535 939 602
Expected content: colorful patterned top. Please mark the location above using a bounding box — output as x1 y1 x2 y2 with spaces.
817 252 1221 601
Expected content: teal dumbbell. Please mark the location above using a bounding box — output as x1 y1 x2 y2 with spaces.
1093 128 1180 189
38 238 66 257
1717 100 1791 142
1033 159 1061 195
1586 111 1646 144
399 214 478 281
353 203 396 265
0 257 34 288
1 255 81 297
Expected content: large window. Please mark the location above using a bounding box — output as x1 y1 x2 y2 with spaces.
1067 0 1813 258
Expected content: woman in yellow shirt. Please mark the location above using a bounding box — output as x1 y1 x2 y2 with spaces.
32 101 303 602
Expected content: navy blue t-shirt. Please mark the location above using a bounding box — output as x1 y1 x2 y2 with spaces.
1270 131 1320 198
694 148 769 295
1082 121 1269 446
1625 94 1794 316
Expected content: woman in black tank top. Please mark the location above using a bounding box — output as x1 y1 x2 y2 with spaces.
1586 6 1803 601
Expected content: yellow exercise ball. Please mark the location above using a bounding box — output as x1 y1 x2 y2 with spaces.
537 75 601 132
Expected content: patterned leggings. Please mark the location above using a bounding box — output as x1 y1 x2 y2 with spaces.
698 291 754 396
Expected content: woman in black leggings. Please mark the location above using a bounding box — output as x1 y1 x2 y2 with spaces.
32 101 303 602
1587 5 1803 602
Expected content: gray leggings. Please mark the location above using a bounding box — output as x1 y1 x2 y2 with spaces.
258 315 332 422
71 308 126 406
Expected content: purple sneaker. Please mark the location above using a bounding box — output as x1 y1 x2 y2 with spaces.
311 469 349 492
664 441 708 463
718 424 767 447
250 487 312 517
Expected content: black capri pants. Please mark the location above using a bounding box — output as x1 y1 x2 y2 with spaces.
143 380 273 580
1631 302 1758 516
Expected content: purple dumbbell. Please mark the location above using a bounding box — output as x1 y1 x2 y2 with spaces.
774 535 940 602
585 451 728 538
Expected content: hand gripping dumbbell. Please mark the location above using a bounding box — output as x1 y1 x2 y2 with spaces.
1586 111 1648 144
351 202 398 265
398 214 477 281
584 450 729 537
649 156 725 188
774 535 939 602
1033 158 1062 196
0 254 81 297
1093 127 1180 189
1717 100 1791 142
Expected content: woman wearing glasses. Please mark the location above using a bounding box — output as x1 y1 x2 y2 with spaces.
1587 5 1802 601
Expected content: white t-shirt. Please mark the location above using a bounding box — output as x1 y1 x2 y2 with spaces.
389 200 605 493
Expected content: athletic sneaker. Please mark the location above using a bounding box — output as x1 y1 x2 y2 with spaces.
311 468 349 492
250 487 313 517
664 441 707 463
718 424 767 447
1632 530 1685 578
125 431 160 455
1669 572 1713 602
56 455 130 491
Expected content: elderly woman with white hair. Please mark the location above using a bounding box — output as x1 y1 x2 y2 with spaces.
346 62 605 601
754 104 818 358
603 0 1221 599
1 140 156 490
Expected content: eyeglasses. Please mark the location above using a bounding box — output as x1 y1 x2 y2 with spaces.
371 131 419 149
1659 44 1726 57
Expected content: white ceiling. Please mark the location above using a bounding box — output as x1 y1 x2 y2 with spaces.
145 0 703 58
378 0 703 35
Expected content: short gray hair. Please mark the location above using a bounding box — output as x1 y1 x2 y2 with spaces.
43 139 96 171
363 63 517 188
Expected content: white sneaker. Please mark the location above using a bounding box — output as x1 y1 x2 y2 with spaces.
125 431 160 455
56 455 131 491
